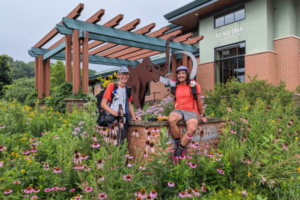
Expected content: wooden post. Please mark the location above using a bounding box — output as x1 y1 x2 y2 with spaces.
44 59 50 97
128 65 132 72
65 35 72 82
73 29 80 94
182 54 187 67
171 54 177 80
35 57 38 90
38 55 44 99
82 31 89 93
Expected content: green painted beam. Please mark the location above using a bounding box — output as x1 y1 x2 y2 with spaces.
28 50 39 57
30 47 139 66
43 41 66 60
61 17 198 53
56 24 73 35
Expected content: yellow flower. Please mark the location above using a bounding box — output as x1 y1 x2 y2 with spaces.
228 189 231 192
229 194 232 196
250 194 252 196
21 169 25 173
248 172 251 177
296 137 298 140
245 107 248 110
298 167 300 173
238 191 241 194
37 99 39 103
24 133 27 136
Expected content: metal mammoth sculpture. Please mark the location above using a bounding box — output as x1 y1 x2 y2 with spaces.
127 36 198 109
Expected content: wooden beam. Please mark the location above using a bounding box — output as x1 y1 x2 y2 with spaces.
62 18 198 53
108 26 169 58
38 55 44 98
183 35 204 44
82 31 89 93
118 30 182 60
87 14 124 50
97 23 155 57
73 29 80 94
86 9 105 23
65 35 72 82
174 33 193 42
35 57 38 90
128 51 161 61
43 41 65 60
44 59 50 97
34 3 84 48
89 19 141 55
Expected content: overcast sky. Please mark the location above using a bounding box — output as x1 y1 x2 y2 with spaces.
0 0 193 72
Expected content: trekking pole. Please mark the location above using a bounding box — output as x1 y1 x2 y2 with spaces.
118 104 123 145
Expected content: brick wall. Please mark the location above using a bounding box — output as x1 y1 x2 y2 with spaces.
196 62 215 92
94 85 101 95
65 99 89 113
145 81 171 102
274 36 300 91
245 51 277 85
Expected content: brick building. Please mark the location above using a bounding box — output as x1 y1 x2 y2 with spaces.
90 0 300 101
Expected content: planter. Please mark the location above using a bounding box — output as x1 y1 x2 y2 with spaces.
126 117 224 158
65 98 89 113
38 102 45 108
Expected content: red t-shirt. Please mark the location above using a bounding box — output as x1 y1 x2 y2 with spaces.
103 83 133 102
175 83 201 116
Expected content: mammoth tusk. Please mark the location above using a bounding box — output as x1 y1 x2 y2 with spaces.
173 51 197 80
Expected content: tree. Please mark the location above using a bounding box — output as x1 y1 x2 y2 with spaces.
0 54 13 97
10 60 35 80
50 60 66 90
89 69 97 76
2 78 35 103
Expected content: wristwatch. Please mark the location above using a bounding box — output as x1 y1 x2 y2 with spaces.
200 114 205 117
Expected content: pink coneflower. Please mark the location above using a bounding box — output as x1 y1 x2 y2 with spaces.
132 129 139 138
85 187 93 192
247 160 252 164
123 174 133 181
112 135 118 146
92 143 100 148
282 143 288 151
190 163 197 168
241 158 246 163
52 187 59 191
193 188 200 196
243 117 248 124
98 175 105 182
166 141 172 144
73 154 81 165
179 191 186 198
143 152 148 158
110 125 116 135
80 154 89 160
287 122 292 128
69 188 76 192
34 187 40 193
207 153 214 158
186 188 193 198
82 182 88 186
230 130 237 134
104 134 110 142
72 132 78 135
13 181 21 184
152 128 159 133
187 134 193 140
193 143 200 149
217 168 224 174
149 142 155 153
24 187 34 193
30 138 37 141
84 167 91 171
216 158 221 161
41 132 47 135
31 147 37 153
287 133 292 137
217 152 223 157
79 164 86 170
227 106 232 112
139 165 146 170
146 131 151 140
247 125 251 131
186 161 192 165
168 181 175 187
269 180 275 188
54 135 59 139
150 190 158 198
44 188 52 192
4 189 13 194
59 187 66 191
203 144 209 148
96 159 104 169
0 125 6 129
31 195 38 200
44 166 49 170
54 167 62 173
139 189 147 199
201 186 207 192
99 193 107 199
187 155 192 159
241 190 248 197
145 140 150 152
75 197 81 200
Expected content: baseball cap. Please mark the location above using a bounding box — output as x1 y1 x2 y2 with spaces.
118 66 130 74
176 66 189 74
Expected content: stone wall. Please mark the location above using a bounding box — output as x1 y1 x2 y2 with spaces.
126 118 224 158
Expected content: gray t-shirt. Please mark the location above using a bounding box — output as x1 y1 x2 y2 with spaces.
109 86 127 123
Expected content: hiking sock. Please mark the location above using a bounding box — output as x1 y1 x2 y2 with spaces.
174 144 186 157
174 137 181 148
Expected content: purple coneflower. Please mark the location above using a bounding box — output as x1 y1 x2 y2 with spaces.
82 182 88 186
193 188 200 196
139 188 147 199
104 134 110 143
85 187 93 192
193 143 200 149
34 187 40 193
187 155 192 159
287 122 292 128
241 190 248 197
190 163 197 168
99 193 107 199
278 116 282 121
201 186 207 192
230 130 237 134
247 125 251 131
0 125 6 129
97 159 104 169
44 188 52 193
278 127 282 132
80 154 89 160
168 181 175 187
143 152 148 158
92 143 100 148
54 167 62 173
152 128 159 133
13 181 21 184
216 158 221 161
144 126 149 134
261 177 267 185
52 187 59 191
98 175 105 182
150 190 157 198
4 189 13 194
247 160 252 164
282 143 288 151
24 187 34 193
217 152 223 157
241 158 246 163
72 132 78 135
227 106 232 112
91 134 98 142
243 118 248 124
31 195 38 200
287 133 292 137
132 129 139 138
186 188 193 198
84 167 90 172
179 191 186 198
30 138 37 141
145 140 150 152
59 187 66 191
217 168 224 174
147 131 151 140
69 188 76 192
123 174 133 181
149 142 155 153
139 165 146 170
187 134 193 139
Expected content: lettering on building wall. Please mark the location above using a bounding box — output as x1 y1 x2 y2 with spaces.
216 27 244 41
166 125 219 148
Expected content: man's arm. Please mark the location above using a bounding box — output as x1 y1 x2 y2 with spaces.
197 94 207 122
128 103 141 121
101 98 121 117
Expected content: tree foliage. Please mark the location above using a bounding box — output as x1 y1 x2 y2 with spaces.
2 78 35 103
10 59 35 80
0 54 13 96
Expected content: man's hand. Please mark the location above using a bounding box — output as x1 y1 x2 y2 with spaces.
199 117 207 123
132 116 141 121
113 110 124 117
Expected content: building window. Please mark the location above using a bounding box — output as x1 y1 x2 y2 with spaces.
215 6 245 28
215 42 245 83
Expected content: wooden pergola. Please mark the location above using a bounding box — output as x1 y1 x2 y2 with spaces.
28 3 203 99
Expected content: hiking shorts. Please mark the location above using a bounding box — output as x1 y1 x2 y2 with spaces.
171 109 198 121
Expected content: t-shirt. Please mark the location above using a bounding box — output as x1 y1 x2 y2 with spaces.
103 83 133 103
174 82 201 116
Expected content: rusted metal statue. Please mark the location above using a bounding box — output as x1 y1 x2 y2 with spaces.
127 36 176 109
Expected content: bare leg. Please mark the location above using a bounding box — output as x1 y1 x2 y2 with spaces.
181 118 198 146
168 112 183 139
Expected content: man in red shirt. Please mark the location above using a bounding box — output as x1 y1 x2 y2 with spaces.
168 66 207 161
101 67 141 145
